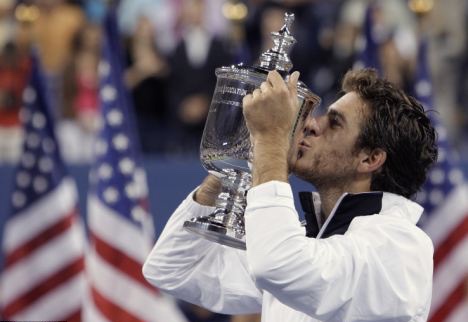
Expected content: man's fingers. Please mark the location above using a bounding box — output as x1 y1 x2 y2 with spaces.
252 88 261 99
244 70 300 110
267 70 300 99
242 93 252 107
288 71 300 97
260 81 270 93
289 71 300 87
267 70 285 89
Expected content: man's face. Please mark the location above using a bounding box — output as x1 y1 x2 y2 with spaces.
289 92 369 188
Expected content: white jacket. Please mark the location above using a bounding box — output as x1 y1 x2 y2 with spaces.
143 181 433 322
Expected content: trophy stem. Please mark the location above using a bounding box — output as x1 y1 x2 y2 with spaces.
183 171 251 250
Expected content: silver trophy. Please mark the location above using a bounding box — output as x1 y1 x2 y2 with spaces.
183 13 321 249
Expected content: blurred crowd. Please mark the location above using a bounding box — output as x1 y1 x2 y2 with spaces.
0 0 467 165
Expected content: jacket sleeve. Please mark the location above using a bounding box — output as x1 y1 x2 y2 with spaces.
142 189 263 315
244 181 433 322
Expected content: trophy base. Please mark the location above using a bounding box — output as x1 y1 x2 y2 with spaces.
183 216 246 250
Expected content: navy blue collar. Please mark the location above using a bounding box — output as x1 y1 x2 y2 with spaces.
299 191 383 238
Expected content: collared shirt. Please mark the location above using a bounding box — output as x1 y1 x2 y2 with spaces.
143 181 433 322
299 190 384 238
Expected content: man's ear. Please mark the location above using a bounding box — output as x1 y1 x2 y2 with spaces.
357 148 387 174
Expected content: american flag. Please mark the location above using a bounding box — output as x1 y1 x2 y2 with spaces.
356 4 468 321
412 39 468 322
83 7 187 322
0 52 86 321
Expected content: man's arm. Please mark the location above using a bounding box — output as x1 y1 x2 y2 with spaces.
242 70 300 186
142 176 262 315
194 174 222 206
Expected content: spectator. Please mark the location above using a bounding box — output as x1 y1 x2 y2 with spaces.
31 0 85 75
426 0 467 144
118 0 179 55
167 0 232 156
0 1 31 163
62 23 101 130
0 43 30 129
0 0 15 51
29 0 85 118
125 15 170 154
58 22 101 163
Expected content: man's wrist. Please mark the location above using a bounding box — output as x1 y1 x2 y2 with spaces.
193 175 222 206
252 135 290 186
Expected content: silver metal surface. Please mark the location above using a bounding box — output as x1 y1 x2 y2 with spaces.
258 13 296 72
183 12 320 250
183 216 246 250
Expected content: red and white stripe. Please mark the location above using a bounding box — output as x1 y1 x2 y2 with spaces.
424 184 468 322
85 195 188 322
0 178 85 321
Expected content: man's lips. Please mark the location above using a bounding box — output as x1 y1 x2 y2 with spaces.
299 140 311 149
297 140 310 159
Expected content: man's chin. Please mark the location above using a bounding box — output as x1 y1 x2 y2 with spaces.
287 150 299 173
288 156 303 175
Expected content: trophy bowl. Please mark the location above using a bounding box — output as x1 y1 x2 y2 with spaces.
183 13 321 249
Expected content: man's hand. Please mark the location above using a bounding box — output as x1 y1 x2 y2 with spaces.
243 70 300 142
242 70 300 186
194 174 222 206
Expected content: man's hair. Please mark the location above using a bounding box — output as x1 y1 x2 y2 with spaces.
342 68 438 198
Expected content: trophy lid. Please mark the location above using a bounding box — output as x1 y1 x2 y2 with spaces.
257 12 296 72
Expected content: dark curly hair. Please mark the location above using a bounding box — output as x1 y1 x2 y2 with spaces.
342 68 438 198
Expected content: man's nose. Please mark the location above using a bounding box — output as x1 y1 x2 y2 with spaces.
303 116 321 137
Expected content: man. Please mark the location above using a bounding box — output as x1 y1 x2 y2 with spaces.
143 68 438 322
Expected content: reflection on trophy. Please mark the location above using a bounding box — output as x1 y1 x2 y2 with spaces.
183 13 321 249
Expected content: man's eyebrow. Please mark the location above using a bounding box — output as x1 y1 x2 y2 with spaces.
328 108 347 124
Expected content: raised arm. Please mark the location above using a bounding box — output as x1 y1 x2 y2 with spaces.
142 175 262 315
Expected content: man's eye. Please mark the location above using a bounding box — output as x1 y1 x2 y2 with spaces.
329 115 340 128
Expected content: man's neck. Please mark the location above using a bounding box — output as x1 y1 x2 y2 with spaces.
318 180 371 219
317 187 345 219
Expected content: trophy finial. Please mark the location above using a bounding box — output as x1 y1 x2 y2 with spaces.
257 12 296 72
282 13 294 34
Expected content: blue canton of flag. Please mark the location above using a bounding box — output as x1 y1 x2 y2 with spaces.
10 54 68 211
83 7 187 322
0 52 85 321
